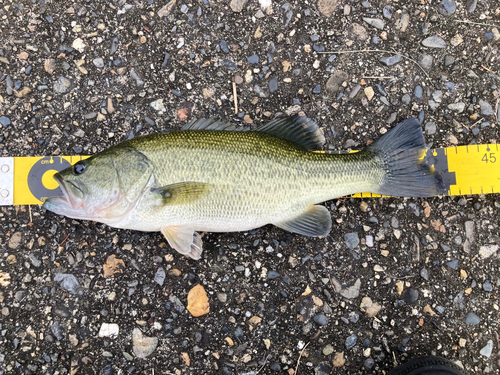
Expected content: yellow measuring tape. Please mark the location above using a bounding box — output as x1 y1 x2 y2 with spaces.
0 144 499 206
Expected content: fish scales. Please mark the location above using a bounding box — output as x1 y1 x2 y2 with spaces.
125 130 381 231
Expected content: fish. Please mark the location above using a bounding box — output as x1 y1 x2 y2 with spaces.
43 115 443 260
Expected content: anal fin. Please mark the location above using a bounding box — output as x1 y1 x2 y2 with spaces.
161 225 203 260
274 205 332 237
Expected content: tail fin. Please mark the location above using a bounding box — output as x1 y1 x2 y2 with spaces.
368 118 444 197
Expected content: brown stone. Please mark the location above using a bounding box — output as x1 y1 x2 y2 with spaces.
187 284 210 317
318 0 339 17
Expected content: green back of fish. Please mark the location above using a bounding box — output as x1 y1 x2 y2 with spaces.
123 130 380 227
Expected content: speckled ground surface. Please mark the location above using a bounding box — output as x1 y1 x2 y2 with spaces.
1 0 499 373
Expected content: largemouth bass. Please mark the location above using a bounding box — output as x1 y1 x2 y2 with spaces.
44 115 442 259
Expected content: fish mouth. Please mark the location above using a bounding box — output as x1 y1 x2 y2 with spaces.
43 174 85 215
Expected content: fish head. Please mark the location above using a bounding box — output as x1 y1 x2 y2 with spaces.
43 147 154 223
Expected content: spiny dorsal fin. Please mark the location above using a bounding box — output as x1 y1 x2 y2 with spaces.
255 114 325 151
182 115 325 151
181 118 243 131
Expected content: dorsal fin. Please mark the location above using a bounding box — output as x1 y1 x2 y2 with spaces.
181 118 243 131
255 114 325 151
181 114 325 151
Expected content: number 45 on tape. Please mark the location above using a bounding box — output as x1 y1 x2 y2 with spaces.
0 144 499 206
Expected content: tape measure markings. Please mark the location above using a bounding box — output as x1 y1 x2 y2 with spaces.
0 157 14 206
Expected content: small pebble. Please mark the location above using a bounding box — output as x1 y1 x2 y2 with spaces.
365 235 374 248
53 76 73 94
364 358 375 371
154 267 166 286
323 344 335 355
0 116 11 127
269 362 281 372
314 314 329 326
444 55 455 67
98 323 120 338
51 321 64 341
93 57 104 68
29 253 41 267
479 100 494 116
420 268 429 280
448 102 465 113
344 233 360 249
267 271 280 279
132 329 158 358
269 77 278 93
422 35 447 48
220 40 229 54
479 245 498 259
379 55 401 66
349 84 361 99
417 54 434 70
466 0 477 13
345 334 358 350
313 84 321 94
313 44 325 52
425 122 436 135
130 68 144 88
480 340 493 358
247 54 259 64
465 312 480 325
162 52 171 68
483 280 493 292
402 288 419 304
438 0 456 15
110 37 119 54
414 85 423 99
450 34 463 46
54 273 82 294
84 112 97 120
382 6 392 19
362 17 385 30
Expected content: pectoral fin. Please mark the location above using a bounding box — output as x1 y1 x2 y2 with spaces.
274 205 332 237
151 181 212 206
161 225 203 260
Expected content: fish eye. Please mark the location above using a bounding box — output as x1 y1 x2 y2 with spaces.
73 162 87 175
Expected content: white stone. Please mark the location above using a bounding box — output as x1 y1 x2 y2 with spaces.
150 99 166 112
98 323 119 338
72 38 86 53
479 244 498 259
